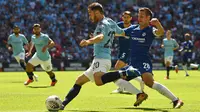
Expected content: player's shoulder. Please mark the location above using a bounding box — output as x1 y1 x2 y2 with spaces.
163 38 167 41
19 33 25 37
102 17 116 25
9 33 14 37
117 21 124 26
41 33 49 38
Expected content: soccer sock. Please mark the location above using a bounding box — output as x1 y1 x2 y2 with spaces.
133 77 144 91
47 72 56 82
169 66 175 70
101 71 124 84
166 67 170 77
182 65 188 74
27 72 34 80
62 84 81 106
19 62 26 70
152 81 178 101
115 79 141 94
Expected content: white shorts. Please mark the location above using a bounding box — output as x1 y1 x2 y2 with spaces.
164 56 173 64
84 58 111 82
14 52 25 63
28 53 52 72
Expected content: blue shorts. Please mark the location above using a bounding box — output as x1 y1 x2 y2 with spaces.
183 54 192 64
117 51 130 63
130 57 153 74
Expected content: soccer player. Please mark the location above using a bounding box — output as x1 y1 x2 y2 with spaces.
99 7 184 108
60 3 147 110
179 33 194 76
25 24 57 86
7 25 38 82
161 30 179 79
112 11 144 93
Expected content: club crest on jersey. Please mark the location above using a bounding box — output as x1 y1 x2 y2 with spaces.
142 32 146 37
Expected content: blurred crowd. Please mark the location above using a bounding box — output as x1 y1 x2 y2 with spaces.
0 0 200 65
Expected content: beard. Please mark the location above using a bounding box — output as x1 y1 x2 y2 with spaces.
14 32 19 35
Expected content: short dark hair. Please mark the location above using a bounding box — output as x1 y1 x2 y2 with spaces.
123 11 132 17
13 25 19 29
88 2 104 14
139 7 153 19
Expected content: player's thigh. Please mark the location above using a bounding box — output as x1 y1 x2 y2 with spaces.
84 58 111 83
40 58 53 72
14 52 25 63
75 74 90 86
114 60 127 70
141 72 154 88
164 56 173 66
28 54 41 67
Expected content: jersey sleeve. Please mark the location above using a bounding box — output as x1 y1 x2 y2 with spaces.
124 26 133 37
114 22 124 34
96 23 107 36
31 36 35 44
152 27 160 37
22 35 28 44
7 35 11 44
173 39 179 47
44 34 51 45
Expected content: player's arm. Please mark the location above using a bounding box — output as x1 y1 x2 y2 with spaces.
42 39 55 52
80 34 104 47
26 41 34 57
6 37 12 51
173 40 179 50
150 18 165 37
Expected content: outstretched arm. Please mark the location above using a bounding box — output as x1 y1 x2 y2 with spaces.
80 34 104 47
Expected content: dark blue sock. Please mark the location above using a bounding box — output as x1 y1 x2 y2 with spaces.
101 71 121 84
167 67 170 77
27 72 34 80
20 62 26 70
62 84 81 106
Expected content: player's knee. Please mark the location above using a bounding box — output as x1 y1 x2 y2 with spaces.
19 60 25 63
166 62 170 67
94 74 104 86
75 75 88 86
142 74 154 88
26 63 33 72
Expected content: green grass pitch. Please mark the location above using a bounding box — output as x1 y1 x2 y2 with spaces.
0 70 200 112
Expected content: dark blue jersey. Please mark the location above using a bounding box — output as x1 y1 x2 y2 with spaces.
181 40 193 63
124 25 157 74
117 21 130 53
182 40 193 55
124 25 157 59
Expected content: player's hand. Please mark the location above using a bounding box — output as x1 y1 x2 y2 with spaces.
26 52 32 57
89 33 94 38
42 46 48 52
8 46 12 51
80 39 89 47
150 18 160 26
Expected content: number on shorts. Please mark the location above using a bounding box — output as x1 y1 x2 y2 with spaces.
93 62 100 70
143 63 150 70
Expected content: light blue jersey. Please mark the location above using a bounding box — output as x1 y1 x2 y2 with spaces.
31 33 51 61
163 38 178 57
8 33 28 56
93 17 124 59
